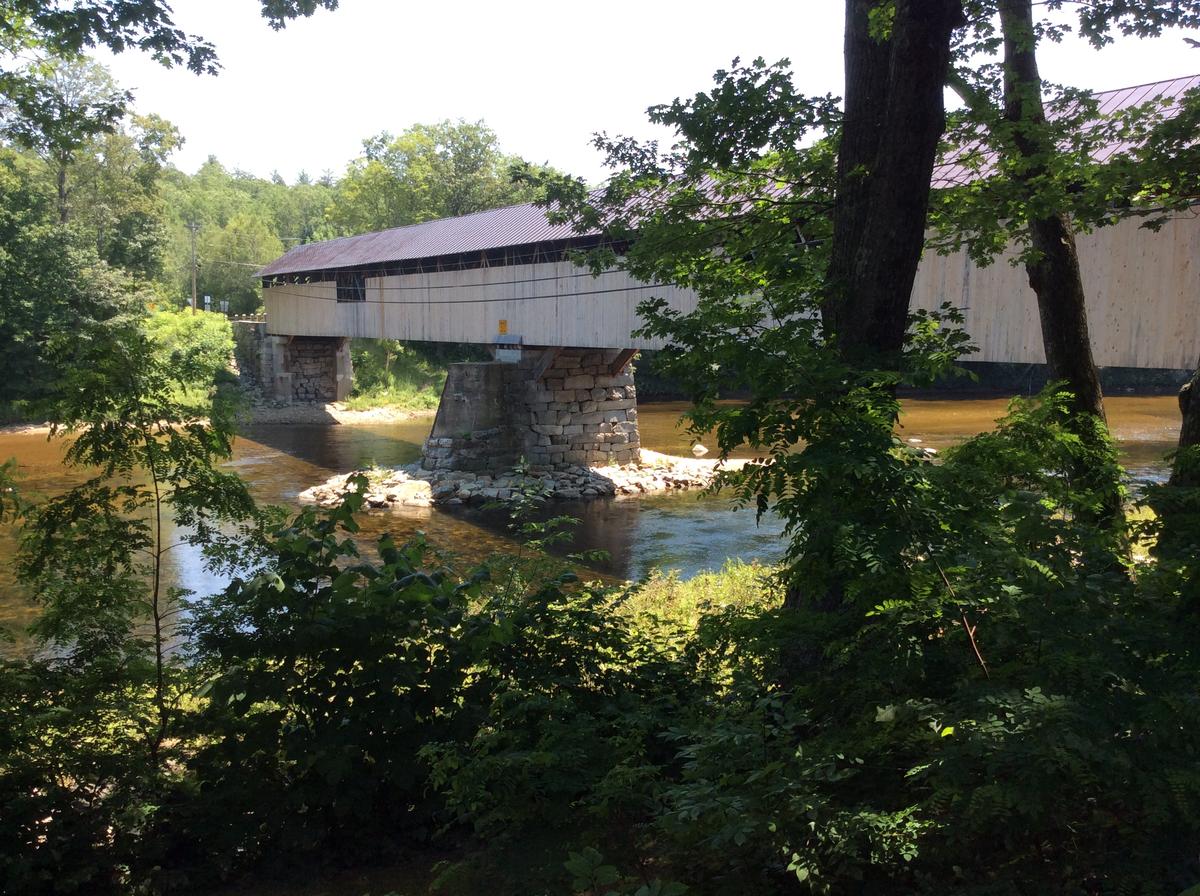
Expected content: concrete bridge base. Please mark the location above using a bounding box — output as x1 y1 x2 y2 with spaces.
421 348 640 473
233 322 353 403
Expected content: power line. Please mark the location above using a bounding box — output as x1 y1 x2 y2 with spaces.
261 281 679 306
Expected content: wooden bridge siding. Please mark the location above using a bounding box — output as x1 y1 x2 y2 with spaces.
264 281 338 335
265 215 1198 368
911 214 1200 370
263 260 700 350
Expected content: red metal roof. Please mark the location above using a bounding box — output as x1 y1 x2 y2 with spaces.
932 73 1200 189
258 201 584 277
261 74 1199 277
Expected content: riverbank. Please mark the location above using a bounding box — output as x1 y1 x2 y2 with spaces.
0 402 437 437
238 401 436 426
298 449 749 509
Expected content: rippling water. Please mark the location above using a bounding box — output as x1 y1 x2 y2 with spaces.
0 396 1183 646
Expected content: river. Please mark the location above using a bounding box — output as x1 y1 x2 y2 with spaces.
0 396 1184 645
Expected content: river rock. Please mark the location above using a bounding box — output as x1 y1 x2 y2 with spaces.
297 449 749 511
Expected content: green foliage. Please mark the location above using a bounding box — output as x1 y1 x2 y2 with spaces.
4 13 1200 894
0 309 261 894
521 57 977 613
425 391 1200 896
4 392 1200 894
0 56 128 223
71 113 182 279
0 0 339 80
195 209 282 314
160 156 331 310
345 340 488 411
0 656 170 895
183 490 484 874
0 145 143 413
627 560 779 628
143 307 236 408
327 120 555 235
345 339 448 410
932 3 1200 266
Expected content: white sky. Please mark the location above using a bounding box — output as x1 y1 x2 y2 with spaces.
96 0 1200 185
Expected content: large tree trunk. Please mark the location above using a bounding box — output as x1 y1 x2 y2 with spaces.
1154 363 1200 599
999 0 1106 421
787 0 962 616
822 0 965 366
1170 364 1200 489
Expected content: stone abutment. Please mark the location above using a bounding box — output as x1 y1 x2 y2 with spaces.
233 322 352 403
421 349 640 473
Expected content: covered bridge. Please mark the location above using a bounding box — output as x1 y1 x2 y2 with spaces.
250 75 1200 471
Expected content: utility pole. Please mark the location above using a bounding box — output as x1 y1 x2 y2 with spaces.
189 221 199 314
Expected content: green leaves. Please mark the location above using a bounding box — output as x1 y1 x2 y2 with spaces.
937 6 1200 267
326 120 555 235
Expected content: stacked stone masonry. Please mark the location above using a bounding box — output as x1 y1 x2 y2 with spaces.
517 349 640 467
287 337 341 402
422 349 640 473
230 323 352 403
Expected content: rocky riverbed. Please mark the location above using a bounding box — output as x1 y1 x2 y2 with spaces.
298 450 749 509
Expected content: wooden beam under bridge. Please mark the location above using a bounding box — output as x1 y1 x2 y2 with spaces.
609 349 637 376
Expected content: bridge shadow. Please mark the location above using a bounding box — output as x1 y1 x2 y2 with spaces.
446 496 643 577
231 414 432 479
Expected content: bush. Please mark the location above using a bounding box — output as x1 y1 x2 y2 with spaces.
181 489 485 877
142 308 235 392
419 391 1200 895
5 392 1200 895
346 339 487 411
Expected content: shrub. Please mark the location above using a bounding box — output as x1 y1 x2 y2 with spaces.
142 308 235 391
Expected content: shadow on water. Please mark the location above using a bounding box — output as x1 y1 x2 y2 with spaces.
447 489 787 582
233 421 429 497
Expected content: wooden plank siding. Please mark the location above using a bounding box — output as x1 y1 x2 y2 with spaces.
911 212 1200 370
264 261 699 350
264 213 1199 368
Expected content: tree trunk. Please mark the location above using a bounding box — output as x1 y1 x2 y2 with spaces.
787 0 963 615
1154 363 1200 593
822 0 965 367
1170 363 1200 489
1000 0 1106 421
56 161 69 224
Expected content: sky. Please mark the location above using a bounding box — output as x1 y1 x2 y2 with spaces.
96 1 1200 185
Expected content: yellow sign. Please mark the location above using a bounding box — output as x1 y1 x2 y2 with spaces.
498 319 508 335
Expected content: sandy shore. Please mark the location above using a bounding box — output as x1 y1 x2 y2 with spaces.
0 421 58 436
0 403 436 436
236 402 436 426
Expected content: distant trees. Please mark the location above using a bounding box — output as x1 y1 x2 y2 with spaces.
71 113 181 279
0 146 141 413
328 120 555 234
0 56 128 222
196 211 283 314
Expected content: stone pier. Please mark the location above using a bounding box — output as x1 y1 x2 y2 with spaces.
421 348 640 473
233 321 352 403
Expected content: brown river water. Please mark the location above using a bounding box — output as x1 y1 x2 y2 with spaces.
0 396 1184 647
